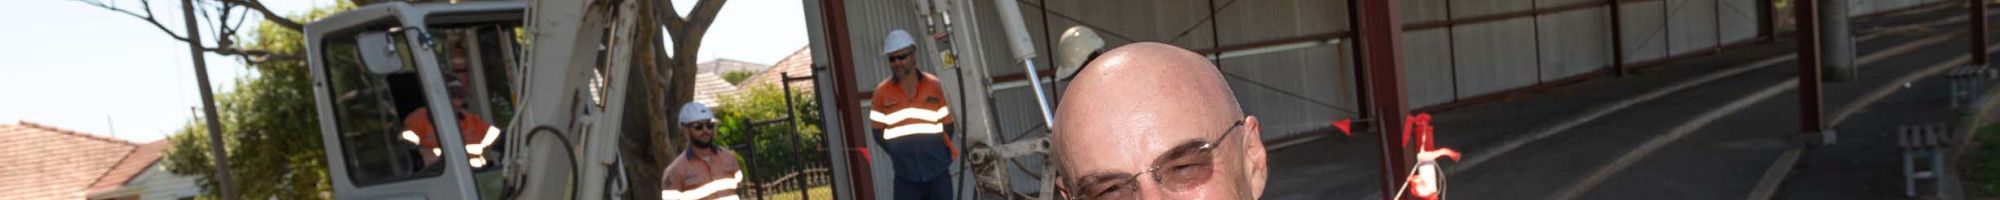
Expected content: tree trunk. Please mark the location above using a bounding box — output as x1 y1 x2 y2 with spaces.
622 1 670 200
622 1 723 199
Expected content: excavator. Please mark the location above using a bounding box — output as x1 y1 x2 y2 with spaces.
307 0 668 199
305 0 1074 199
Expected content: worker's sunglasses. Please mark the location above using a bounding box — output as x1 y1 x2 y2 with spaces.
1064 119 1244 200
889 53 913 62
682 122 716 131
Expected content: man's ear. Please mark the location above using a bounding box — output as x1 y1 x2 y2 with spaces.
1244 116 1268 199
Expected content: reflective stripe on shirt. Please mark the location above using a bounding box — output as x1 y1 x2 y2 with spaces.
881 122 946 140
869 107 951 125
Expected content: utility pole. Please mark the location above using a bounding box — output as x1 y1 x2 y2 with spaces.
182 0 236 198
106 116 115 139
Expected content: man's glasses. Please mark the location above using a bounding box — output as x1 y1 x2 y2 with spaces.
682 122 715 131
1066 119 1245 200
889 53 912 62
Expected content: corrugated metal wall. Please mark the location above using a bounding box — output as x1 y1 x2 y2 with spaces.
953 0 1946 140
1213 0 1360 137
844 1 947 91
828 0 1954 153
816 0 1951 197
1849 0 1945 16
985 0 1359 139
1539 6 1615 82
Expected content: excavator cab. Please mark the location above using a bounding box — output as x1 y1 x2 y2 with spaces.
306 2 525 199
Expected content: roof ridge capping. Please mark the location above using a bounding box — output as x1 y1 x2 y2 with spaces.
14 120 138 146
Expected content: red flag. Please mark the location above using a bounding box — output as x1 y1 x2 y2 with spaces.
1333 119 1354 136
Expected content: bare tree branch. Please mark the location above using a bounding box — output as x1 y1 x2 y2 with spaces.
76 0 303 64
655 0 687 35
685 0 726 32
225 4 253 37
74 0 190 41
657 0 726 59
198 0 219 43
225 0 303 31
206 46 299 62
210 1 246 48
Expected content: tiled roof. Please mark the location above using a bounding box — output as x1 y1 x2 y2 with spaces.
693 72 740 107
697 58 772 74
0 121 140 200
744 46 815 89
88 140 172 193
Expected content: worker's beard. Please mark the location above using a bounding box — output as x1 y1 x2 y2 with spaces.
690 137 716 149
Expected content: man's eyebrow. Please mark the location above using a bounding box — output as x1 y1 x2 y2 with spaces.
1151 140 1209 166
1074 172 1135 188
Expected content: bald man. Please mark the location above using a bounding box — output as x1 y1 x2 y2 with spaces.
1053 42 1269 200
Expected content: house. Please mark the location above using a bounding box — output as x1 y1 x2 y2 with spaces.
691 59 774 108
84 141 195 200
742 46 814 89
696 58 772 75
692 72 740 108
0 121 199 200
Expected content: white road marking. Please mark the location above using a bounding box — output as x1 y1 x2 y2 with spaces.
1743 33 2000 200
1556 32 1995 200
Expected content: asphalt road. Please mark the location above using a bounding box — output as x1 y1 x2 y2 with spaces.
1258 5 1997 200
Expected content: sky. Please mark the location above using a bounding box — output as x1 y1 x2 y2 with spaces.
0 0 807 142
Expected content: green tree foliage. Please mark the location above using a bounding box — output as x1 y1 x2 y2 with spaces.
158 3 351 199
721 70 755 85
713 85 827 184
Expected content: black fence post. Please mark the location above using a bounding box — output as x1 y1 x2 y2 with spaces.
781 73 810 200
738 118 763 200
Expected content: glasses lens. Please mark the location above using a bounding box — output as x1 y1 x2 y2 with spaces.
685 123 713 130
1076 120 1237 199
1154 149 1216 191
1077 154 1214 199
1082 176 1140 200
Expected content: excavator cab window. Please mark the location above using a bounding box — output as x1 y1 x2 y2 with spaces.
426 23 525 197
309 3 526 199
322 27 451 186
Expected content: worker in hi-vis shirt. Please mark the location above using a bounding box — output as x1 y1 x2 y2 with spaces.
660 102 742 200
870 29 958 200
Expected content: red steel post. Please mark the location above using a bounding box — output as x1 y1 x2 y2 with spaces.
817 0 875 198
1975 0 1990 66
1797 0 1827 140
1350 0 1413 198
1612 0 1628 76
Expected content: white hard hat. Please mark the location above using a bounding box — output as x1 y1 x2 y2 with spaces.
1056 26 1105 80
884 29 915 56
678 102 714 123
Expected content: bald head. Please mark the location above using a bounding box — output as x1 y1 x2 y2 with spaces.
1056 42 1244 140
1053 42 1266 199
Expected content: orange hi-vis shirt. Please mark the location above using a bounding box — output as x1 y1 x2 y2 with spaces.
870 73 958 157
404 108 493 149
